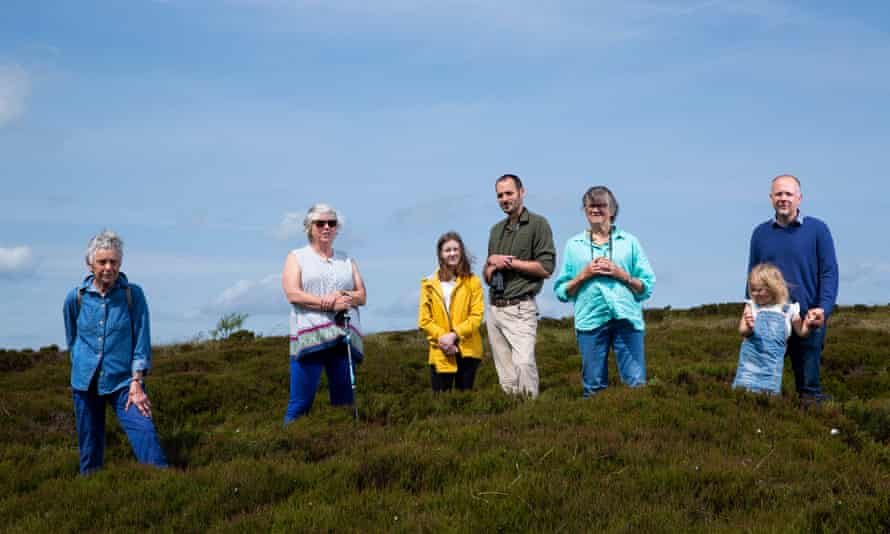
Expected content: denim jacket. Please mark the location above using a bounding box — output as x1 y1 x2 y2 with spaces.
553 227 656 332
63 273 152 394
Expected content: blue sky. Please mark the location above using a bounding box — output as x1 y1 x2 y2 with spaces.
2 0 889 349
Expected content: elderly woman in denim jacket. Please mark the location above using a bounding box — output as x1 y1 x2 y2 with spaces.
553 186 656 397
63 229 167 474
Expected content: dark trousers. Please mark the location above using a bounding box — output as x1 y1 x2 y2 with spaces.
430 354 480 392
787 326 826 396
72 377 167 474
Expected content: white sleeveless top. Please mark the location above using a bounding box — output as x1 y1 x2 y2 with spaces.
288 246 363 359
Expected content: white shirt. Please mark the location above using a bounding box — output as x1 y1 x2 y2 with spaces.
440 279 456 313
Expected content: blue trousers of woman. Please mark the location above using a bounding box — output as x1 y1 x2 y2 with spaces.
576 319 646 397
284 343 355 424
72 378 167 474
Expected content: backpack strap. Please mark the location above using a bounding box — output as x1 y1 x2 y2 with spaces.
76 287 86 313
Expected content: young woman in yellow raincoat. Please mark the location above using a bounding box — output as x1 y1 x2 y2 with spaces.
418 232 485 392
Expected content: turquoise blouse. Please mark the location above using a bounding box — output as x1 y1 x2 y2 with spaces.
553 227 656 332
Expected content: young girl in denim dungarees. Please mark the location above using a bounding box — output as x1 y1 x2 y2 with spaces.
733 263 814 395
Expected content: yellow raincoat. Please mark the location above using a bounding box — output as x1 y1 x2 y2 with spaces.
418 270 484 373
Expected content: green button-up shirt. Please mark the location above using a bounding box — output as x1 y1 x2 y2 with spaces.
487 207 556 300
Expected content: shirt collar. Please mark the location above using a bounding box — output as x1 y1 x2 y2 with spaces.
504 207 529 226
574 225 626 243
79 272 129 292
772 210 804 228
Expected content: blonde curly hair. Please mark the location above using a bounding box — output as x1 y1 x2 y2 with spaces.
748 262 790 305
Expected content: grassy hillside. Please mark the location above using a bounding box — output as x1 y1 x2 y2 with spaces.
2 304 889 532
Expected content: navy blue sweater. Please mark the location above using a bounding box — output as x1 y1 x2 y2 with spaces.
747 216 839 317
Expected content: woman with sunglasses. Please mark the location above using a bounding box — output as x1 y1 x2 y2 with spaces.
553 186 656 397
281 203 366 423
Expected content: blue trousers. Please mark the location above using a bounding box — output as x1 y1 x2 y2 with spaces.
284 344 355 424
788 326 826 396
576 319 646 397
72 379 167 474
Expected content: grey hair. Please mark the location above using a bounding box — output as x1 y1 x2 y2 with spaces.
582 186 619 222
772 174 801 188
303 203 342 241
85 229 124 265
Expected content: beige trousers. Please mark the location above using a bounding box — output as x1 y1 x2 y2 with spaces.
486 298 539 398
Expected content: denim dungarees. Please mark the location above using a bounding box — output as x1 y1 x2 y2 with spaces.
733 301 799 395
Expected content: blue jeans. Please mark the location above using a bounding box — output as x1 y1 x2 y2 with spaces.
284 343 355 424
72 378 167 474
576 319 646 397
788 326 826 396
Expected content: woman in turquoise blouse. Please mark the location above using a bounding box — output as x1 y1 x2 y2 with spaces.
553 186 656 397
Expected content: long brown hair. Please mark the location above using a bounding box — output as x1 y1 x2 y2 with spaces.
437 231 473 280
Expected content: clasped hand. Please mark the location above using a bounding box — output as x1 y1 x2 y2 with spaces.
319 292 353 312
488 254 515 270
805 307 825 328
581 257 626 281
437 332 459 355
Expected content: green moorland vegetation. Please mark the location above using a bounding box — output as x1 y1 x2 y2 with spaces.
2 303 889 532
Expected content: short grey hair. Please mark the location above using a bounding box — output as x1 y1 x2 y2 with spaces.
772 174 801 188
582 186 619 222
303 203 342 241
85 229 124 265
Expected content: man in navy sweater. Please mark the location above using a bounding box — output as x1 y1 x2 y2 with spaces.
748 174 839 401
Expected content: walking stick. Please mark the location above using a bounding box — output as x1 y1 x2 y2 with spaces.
343 312 358 421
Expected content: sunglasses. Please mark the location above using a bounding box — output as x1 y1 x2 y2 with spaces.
313 220 338 228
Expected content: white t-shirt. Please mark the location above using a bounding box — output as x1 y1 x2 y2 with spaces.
440 279 456 312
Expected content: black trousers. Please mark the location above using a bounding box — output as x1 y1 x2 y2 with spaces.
430 354 481 392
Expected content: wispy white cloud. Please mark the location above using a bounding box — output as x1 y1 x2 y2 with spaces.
377 287 420 320
388 195 484 227
276 212 304 240
203 273 287 315
221 0 810 51
0 246 35 277
841 261 890 286
0 65 29 126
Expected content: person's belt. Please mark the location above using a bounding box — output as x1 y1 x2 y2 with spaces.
491 293 534 307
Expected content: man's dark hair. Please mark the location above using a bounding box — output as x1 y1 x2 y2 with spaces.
496 173 523 190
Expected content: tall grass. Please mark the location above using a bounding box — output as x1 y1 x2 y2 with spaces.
1 304 889 532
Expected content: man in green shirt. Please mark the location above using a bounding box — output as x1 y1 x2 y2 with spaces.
484 174 556 398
